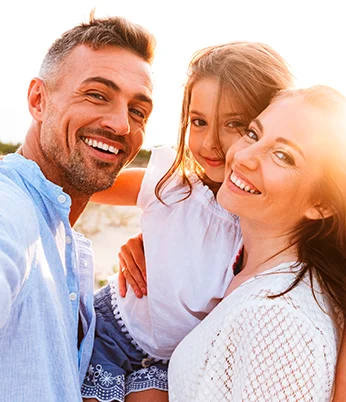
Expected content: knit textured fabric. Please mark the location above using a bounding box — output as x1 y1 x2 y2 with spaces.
169 263 343 401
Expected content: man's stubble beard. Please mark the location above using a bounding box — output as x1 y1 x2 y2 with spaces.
40 122 126 196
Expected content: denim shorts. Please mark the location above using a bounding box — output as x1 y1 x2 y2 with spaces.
81 284 169 402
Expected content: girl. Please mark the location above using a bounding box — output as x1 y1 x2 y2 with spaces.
81 42 294 402
168 85 346 401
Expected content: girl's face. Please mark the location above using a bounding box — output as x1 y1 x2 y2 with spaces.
217 95 328 231
188 78 246 183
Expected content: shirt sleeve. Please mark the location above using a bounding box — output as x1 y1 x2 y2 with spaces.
199 301 334 401
0 188 37 328
137 146 180 210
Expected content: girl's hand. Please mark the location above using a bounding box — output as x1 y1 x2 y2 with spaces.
118 232 147 298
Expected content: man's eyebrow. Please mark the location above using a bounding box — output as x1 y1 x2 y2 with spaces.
252 118 304 158
82 76 119 91
134 93 153 108
81 76 153 108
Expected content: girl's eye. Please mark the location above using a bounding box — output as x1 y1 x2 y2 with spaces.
227 120 245 129
191 118 207 127
245 129 258 141
274 151 295 166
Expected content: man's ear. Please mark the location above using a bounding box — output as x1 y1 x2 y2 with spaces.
304 203 333 220
27 78 46 122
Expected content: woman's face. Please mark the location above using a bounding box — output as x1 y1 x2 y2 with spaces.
188 78 246 183
217 95 328 231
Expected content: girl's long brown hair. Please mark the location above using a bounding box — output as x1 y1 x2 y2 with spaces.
155 42 294 202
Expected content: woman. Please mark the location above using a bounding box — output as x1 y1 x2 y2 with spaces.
168 85 346 401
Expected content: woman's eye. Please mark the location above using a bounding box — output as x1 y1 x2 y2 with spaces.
275 151 295 165
191 118 207 127
245 129 258 141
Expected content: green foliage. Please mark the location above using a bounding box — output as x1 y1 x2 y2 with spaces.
129 148 151 167
0 141 21 155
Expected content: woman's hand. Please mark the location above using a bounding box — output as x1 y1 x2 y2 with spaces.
118 232 147 298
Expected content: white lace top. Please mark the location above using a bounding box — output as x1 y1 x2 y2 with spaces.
169 263 343 401
113 146 242 360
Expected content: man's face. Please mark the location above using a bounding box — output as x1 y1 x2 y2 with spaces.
37 45 153 195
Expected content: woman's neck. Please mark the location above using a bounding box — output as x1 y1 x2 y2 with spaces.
239 218 298 278
225 221 297 297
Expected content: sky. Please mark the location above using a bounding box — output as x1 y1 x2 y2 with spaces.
2 0 346 149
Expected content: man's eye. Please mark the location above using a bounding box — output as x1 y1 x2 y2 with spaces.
88 93 106 101
245 129 258 141
130 108 145 119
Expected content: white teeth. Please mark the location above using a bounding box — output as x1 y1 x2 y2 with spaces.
230 172 260 194
82 137 120 155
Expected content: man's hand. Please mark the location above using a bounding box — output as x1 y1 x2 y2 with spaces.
118 232 147 298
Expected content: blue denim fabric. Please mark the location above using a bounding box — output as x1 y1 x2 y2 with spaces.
0 154 95 402
82 285 168 402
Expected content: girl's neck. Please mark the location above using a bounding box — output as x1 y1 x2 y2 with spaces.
200 173 221 196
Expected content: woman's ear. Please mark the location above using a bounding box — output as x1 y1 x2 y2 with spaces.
27 78 46 122
304 203 333 220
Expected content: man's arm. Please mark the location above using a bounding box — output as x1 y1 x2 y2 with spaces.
0 185 36 328
0 223 27 328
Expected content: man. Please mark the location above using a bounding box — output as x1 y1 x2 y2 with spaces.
0 13 155 401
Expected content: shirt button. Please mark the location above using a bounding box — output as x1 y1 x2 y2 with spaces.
58 194 66 203
69 292 77 301
66 235 72 244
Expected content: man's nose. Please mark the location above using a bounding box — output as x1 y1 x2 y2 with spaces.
100 108 130 135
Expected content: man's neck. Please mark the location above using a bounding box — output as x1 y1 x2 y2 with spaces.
19 137 90 227
69 196 90 227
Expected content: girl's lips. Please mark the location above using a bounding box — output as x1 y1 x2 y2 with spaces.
204 157 224 167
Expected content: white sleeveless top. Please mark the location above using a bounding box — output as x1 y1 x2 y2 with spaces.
169 262 343 401
112 146 242 360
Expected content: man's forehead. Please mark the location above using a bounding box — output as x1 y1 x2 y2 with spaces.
66 45 153 85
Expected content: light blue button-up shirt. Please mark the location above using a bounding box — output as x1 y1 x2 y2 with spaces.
0 154 95 401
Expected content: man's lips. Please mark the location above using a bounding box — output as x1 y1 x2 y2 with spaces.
82 136 120 155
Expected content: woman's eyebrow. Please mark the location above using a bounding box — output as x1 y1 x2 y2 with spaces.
252 118 304 158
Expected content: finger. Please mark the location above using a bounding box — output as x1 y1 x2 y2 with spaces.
119 243 147 296
118 257 127 298
130 236 147 283
121 264 143 298
119 250 143 298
